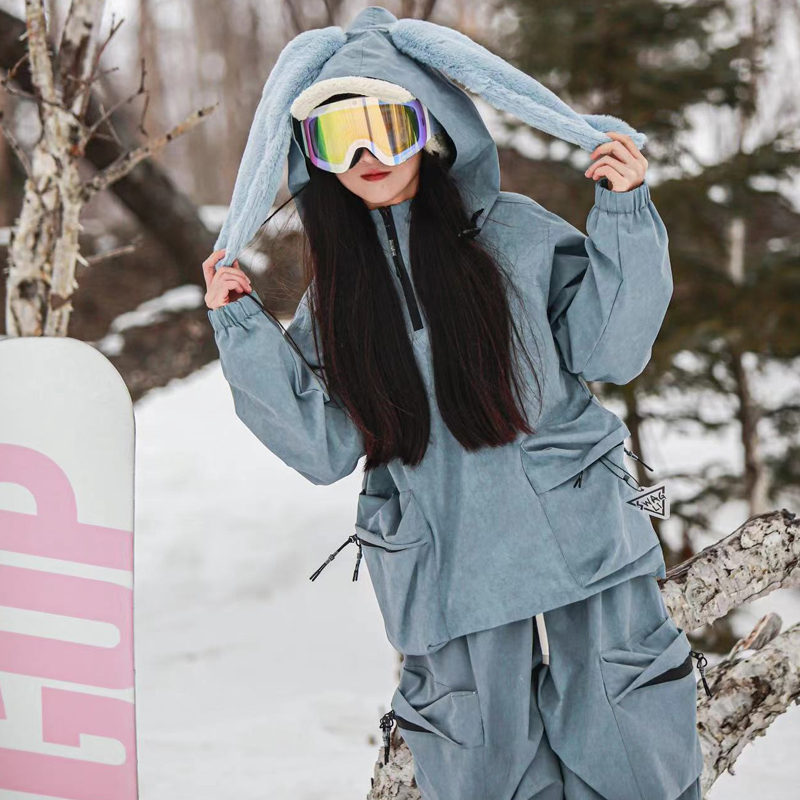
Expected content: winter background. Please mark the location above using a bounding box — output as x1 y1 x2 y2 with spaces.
1 0 799 797
131 353 800 800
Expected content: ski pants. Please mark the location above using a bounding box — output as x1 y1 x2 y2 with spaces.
388 574 705 800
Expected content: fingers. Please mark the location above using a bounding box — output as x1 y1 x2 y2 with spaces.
587 132 647 192
590 163 632 192
594 131 647 166
202 249 228 286
216 270 251 292
203 253 253 309
589 140 637 169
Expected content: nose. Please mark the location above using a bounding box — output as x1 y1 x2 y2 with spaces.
350 147 382 170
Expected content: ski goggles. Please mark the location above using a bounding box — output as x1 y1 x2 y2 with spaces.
296 96 438 174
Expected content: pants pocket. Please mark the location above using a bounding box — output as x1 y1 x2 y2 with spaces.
599 615 705 800
391 668 485 749
388 662 487 800
355 488 450 655
521 440 661 587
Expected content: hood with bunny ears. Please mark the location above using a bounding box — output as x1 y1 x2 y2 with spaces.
213 5 647 269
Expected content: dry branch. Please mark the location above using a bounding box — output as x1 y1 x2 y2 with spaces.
660 509 800 631
697 621 800 794
24 0 56 105
84 103 217 197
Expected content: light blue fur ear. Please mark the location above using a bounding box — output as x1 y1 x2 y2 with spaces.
391 19 647 153
213 26 347 268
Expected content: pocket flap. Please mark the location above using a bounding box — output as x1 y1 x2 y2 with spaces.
600 616 691 705
520 396 631 493
391 686 484 747
355 489 431 549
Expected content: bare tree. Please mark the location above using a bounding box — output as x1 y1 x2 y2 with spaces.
1 0 215 337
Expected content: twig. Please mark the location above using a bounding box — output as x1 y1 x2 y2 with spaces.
0 111 33 178
86 13 124 91
84 103 218 197
84 235 143 266
138 86 150 137
64 64 120 89
7 51 30 83
82 77 146 149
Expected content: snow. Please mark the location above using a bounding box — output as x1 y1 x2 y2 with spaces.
134 359 398 800
132 358 800 799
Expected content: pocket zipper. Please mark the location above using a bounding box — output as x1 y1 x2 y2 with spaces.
308 533 372 582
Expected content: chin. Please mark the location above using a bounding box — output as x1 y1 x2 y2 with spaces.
344 179 403 205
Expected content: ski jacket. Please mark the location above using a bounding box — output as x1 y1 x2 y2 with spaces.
207 6 672 656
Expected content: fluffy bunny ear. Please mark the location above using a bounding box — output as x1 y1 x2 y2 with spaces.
390 19 647 153
213 26 347 268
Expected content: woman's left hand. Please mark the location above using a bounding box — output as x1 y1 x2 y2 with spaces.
585 131 647 192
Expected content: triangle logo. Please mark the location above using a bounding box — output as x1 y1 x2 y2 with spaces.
627 482 670 519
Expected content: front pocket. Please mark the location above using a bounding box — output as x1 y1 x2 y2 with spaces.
520 439 661 587
599 616 705 800
355 488 450 656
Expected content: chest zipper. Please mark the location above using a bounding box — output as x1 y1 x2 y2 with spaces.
378 206 424 331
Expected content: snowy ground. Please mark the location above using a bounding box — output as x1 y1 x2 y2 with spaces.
133 358 800 800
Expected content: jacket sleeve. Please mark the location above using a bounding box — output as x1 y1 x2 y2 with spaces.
546 179 672 385
207 286 365 485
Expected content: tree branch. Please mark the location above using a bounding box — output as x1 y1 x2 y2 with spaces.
0 111 33 177
697 621 800 794
83 103 217 197
24 0 56 107
660 509 800 632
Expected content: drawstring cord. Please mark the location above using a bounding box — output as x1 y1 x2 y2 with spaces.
379 710 395 765
598 454 644 491
623 446 654 473
572 447 653 490
309 534 362 582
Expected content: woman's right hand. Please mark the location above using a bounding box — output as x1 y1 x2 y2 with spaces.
202 249 253 309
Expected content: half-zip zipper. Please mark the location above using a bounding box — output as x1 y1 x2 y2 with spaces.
378 205 424 331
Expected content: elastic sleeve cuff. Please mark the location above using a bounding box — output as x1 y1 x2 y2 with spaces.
207 292 264 332
594 179 651 213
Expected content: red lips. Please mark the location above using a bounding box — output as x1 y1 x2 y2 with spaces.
361 171 390 181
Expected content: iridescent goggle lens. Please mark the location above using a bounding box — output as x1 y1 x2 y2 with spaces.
299 96 432 174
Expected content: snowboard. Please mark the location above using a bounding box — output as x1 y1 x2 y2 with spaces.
0 336 137 800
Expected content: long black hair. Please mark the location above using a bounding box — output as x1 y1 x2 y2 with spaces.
289 117 545 472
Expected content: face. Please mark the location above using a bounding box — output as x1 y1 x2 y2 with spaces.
335 148 422 210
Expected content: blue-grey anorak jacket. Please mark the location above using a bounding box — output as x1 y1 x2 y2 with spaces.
207 10 672 656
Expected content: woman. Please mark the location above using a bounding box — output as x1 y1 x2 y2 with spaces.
203 7 705 800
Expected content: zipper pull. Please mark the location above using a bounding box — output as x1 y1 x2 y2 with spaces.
309 534 358 581
459 207 485 239
691 650 713 698
352 538 363 582
624 447 654 472
573 470 584 488
379 710 396 765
